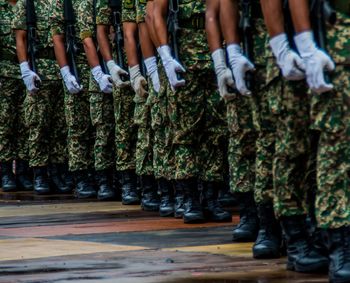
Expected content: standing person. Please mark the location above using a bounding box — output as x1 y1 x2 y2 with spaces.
0 0 32 192
123 0 160 211
50 0 97 198
77 0 116 200
96 0 140 205
13 0 69 194
152 0 231 223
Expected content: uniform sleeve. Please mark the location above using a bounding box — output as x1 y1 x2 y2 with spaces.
50 0 65 35
11 0 26 31
96 0 111 25
78 0 94 40
122 0 136 22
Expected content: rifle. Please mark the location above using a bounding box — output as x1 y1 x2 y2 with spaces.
93 0 109 74
26 0 40 88
310 0 336 83
239 0 254 92
64 0 80 84
167 0 182 80
109 0 128 81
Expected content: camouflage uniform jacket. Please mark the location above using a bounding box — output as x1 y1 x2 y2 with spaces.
12 0 60 81
0 0 20 79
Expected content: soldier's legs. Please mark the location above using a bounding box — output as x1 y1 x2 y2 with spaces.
113 86 139 204
90 91 115 200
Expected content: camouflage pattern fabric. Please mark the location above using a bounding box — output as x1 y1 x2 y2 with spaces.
96 0 138 172
0 1 28 163
50 0 95 171
12 0 67 168
311 11 350 229
79 0 115 171
122 0 136 23
136 0 147 24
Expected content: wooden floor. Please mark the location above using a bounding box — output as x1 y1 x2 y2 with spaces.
0 190 328 283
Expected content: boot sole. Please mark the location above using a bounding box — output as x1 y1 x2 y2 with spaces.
294 262 329 273
122 200 140 205
159 210 175 217
141 204 159 212
183 216 206 224
253 248 281 259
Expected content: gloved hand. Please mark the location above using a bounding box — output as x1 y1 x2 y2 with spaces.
106 60 130 88
20 61 41 94
212 48 236 101
60 66 83 94
226 44 255 96
270 33 306 81
144 56 160 93
129 64 148 98
294 31 335 94
157 45 185 91
92 65 113 94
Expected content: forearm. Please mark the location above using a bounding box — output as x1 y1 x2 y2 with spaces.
288 0 311 33
123 22 139 67
260 0 285 37
219 0 240 45
205 0 223 52
52 34 69 68
145 1 160 47
97 24 113 62
138 22 155 59
15 30 28 63
153 0 169 46
83 37 100 68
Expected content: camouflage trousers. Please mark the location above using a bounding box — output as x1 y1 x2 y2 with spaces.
167 68 227 181
311 65 350 229
227 94 257 194
151 67 174 180
25 80 67 167
0 77 28 162
90 91 115 171
113 86 137 171
272 78 313 218
134 86 154 176
251 67 277 205
64 64 94 172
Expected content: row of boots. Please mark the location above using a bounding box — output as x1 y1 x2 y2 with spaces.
233 192 350 283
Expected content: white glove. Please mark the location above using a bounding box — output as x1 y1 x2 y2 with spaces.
226 44 255 96
60 66 83 94
212 48 236 101
106 60 130 88
157 45 185 91
144 56 160 93
20 61 41 94
270 33 305 81
92 65 113 94
129 64 148 98
294 31 335 94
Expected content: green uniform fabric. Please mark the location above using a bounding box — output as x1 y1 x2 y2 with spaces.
96 0 137 171
12 0 67 167
79 0 115 171
167 0 227 181
122 0 146 23
0 0 28 163
312 11 350 229
50 0 94 172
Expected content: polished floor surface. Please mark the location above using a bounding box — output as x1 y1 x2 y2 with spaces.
0 190 328 283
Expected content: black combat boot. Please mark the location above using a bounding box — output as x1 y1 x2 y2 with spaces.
141 175 160 211
16 159 33 191
180 178 205 224
328 226 350 283
74 170 97 199
253 203 281 259
1 161 16 192
158 178 175 217
96 169 115 201
218 176 237 207
119 170 140 205
281 215 329 272
232 192 259 242
202 181 232 222
33 166 50 194
48 164 70 193
174 181 186 218
60 163 74 192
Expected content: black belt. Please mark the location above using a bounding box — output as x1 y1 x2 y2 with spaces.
36 48 56 60
179 15 205 30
